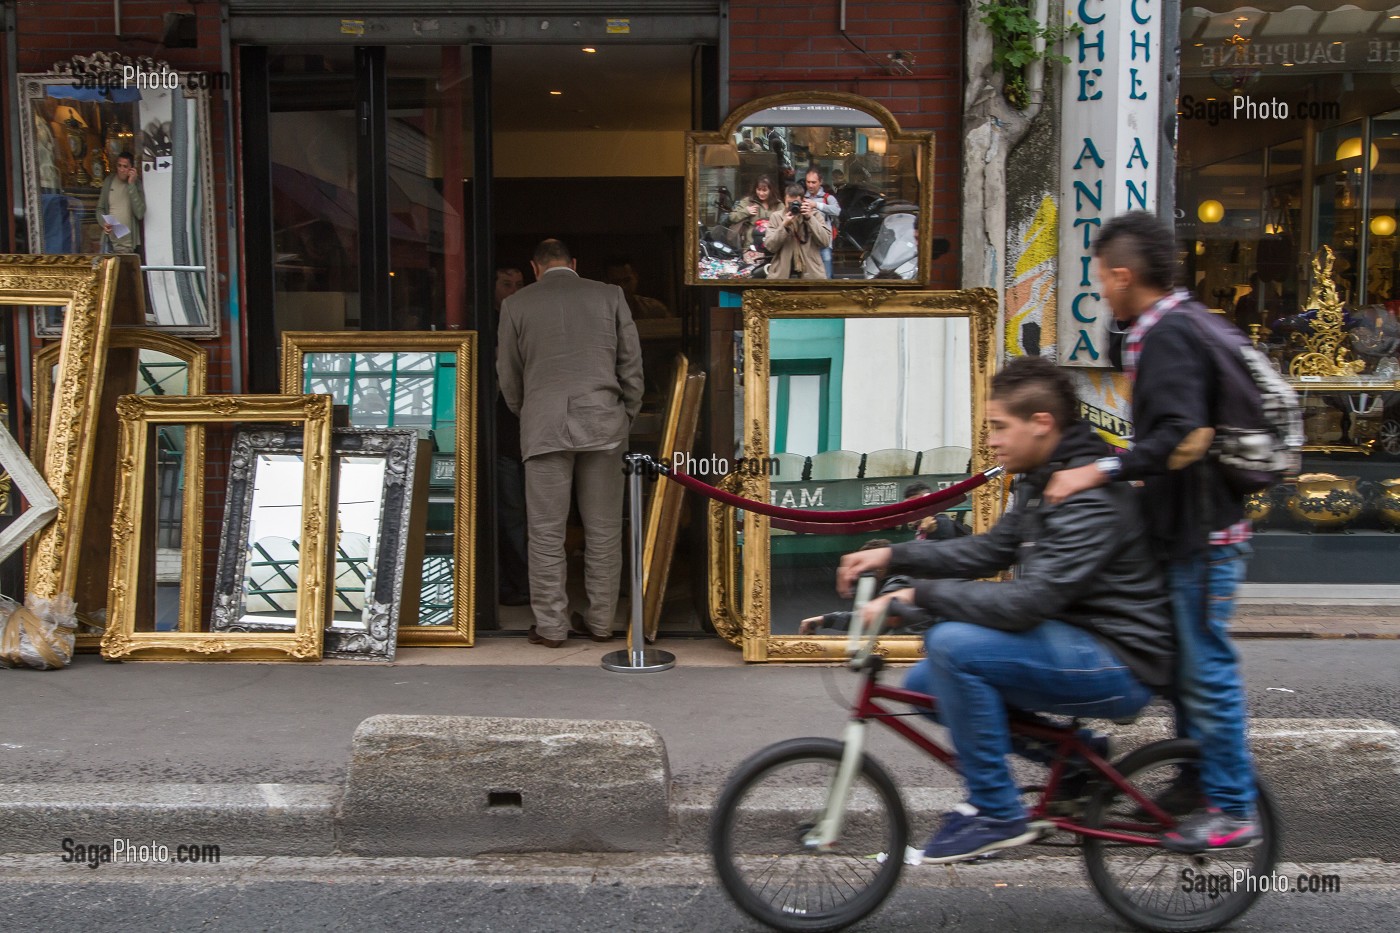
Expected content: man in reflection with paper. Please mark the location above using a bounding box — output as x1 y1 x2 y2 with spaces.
497 239 645 648
97 151 145 255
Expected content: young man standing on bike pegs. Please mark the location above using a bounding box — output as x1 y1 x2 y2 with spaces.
839 355 1175 864
1045 210 1262 853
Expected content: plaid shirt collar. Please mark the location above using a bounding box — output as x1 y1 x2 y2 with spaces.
1124 289 1192 377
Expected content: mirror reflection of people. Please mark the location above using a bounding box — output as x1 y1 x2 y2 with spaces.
797 539 935 636
97 150 145 255
725 174 782 251
494 263 531 607
902 482 972 541
764 184 831 280
804 167 841 277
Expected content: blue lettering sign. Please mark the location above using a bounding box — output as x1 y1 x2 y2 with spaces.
1131 0 1152 26
1069 330 1102 361
1078 0 1105 25
1074 179 1103 212
1074 138 1106 170
1129 67 1147 100
1073 217 1102 249
1125 137 1150 169
1078 68 1104 102
1072 292 1101 323
1078 29 1105 64
1126 179 1149 211
1130 30 1151 62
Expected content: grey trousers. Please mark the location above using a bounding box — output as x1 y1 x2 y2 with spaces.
523 443 625 639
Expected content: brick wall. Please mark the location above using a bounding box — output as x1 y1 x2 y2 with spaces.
728 0 964 288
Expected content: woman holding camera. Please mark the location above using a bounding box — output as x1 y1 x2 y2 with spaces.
762 183 831 279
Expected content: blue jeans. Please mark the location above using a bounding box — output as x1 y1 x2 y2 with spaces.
905 620 1153 822
1168 542 1257 816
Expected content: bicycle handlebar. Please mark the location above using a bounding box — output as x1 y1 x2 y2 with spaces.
845 573 889 670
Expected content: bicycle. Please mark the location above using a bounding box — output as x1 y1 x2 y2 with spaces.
709 577 1280 933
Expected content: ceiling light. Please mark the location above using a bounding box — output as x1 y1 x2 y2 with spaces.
1193 42 1204 47
582 47 597 53
1283 62 1294 66
549 90 563 96
1198 200 1225 224
1371 215 1397 237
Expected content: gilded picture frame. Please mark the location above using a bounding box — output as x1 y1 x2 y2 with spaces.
724 287 1000 662
685 91 937 287
0 254 138 618
280 331 477 646
103 394 334 661
32 327 208 646
642 355 706 642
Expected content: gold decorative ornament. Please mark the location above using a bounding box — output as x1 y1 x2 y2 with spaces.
280 331 477 646
1289 247 1366 378
103 394 334 661
718 288 1000 662
1283 472 1365 530
1373 478 1400 530
1244 489 1273 524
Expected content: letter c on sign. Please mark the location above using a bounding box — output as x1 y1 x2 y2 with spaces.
1072 292 1101 323
1077 0 1105 25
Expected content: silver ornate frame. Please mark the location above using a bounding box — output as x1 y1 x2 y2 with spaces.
209 427 423 660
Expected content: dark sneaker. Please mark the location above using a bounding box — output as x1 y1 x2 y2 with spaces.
1161 807 1262 853
920 804 1041 864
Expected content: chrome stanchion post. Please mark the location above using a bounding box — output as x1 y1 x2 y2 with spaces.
602 454 675 673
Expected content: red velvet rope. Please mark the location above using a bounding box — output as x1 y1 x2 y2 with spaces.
663 467 996 523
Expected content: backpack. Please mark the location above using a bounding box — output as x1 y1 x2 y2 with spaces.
1180 306 1304 494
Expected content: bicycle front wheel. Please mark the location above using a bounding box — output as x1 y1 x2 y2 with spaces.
1082 738 1280 933
709 737 909 933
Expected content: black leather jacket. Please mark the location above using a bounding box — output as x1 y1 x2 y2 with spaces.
888 421 1175 688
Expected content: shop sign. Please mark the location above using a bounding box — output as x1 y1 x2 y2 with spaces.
1058 0 1161 367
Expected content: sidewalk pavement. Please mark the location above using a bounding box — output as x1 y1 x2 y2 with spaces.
1 628 1396 862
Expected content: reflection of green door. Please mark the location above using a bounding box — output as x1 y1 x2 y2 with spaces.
770 362 830 455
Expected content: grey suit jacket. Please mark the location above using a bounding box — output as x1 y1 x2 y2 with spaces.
497 267 645 460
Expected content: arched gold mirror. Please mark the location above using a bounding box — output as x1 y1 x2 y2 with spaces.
686 92 935 287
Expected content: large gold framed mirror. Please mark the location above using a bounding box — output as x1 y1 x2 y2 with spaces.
280 332 477 646
103 394 333 661
32 328 207 646
714 288 999 661
686 92 936 287
0 254 139 621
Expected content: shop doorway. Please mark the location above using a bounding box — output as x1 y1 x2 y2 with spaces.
487 43 709 636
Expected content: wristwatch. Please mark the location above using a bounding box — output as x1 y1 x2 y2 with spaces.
1095 456 1123 478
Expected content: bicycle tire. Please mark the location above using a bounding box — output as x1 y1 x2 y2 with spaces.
709 737 909 933
1082 738 1281 933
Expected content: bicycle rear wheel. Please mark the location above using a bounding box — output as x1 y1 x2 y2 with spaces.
1082 738 1280 933
709 737 908 933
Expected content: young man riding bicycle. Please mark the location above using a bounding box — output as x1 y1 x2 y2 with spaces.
837 355 1175 864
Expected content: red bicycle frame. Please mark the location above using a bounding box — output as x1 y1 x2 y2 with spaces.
851 666 1179 845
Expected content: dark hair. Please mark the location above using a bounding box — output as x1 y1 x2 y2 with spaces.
903 481 932 498
784 183 806 199
990 355 1080 429
749 174 780 209
859 538 891 550
532 238 571 266
804 166 823 180
1092 211 1178 291
495 264 523 277
116 150 135 164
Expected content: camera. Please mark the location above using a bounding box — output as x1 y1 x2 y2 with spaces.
788 200 803 216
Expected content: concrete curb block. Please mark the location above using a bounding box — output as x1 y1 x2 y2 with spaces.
0 784 339 856
337 715 671 857
670 718 1400 863
1 719 1393 862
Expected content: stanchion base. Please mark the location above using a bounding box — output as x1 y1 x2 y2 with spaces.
601 648 677 673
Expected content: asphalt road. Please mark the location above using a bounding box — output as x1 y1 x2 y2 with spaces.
0 855 1393 933
0 641 1395 787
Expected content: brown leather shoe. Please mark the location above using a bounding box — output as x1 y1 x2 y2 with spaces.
526 625 565 648
570 613 614 643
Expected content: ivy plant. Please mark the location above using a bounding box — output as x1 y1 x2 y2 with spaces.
977 0 1081 109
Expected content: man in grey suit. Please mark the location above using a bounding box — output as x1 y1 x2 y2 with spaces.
497 239 645 647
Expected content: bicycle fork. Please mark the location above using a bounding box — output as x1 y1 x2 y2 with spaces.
802 720 869 850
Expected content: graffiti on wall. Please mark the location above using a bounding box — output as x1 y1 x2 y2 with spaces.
1004 195 1058 359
